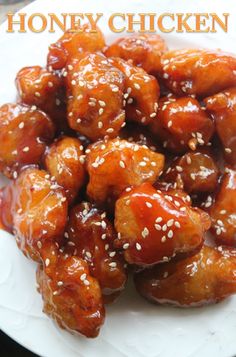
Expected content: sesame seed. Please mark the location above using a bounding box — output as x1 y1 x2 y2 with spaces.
98 121 103 129
225 148 232 153
162 224 167 232
134 83 141 90
119 160 125 168
19 122 24 129
136 242 142 250
109 262 117 268
123 243 129 249
217 219 224 226
150 112 157 118
176 166 183 172
112 87 119 92
167 120 172 128
107 128 114 133
109 251 116 257
168 230 173 238
45 258 50 267
155 224 162 231
99 100 106 107
186 156 192 165
23 146 29 152
142 227 149 238
80 273 87 281
55 99 61 106
139 161 146 167
99 108 104 115
163 271 168 278
101 234 106 240
146 202 152 208
220 210 226 215
167 219 174 227
35 91 41 97
101 221 107 229
57 281 63 286
37 241 42 249
161 236 166 242
84 280 90 286
85 251 92 258
175 221 181 228
156 217 163 223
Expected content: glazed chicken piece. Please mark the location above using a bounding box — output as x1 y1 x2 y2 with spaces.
65 53 125 141
111 58 160 125
0 103 55 178
209 169 236 246
15 66 66 130
114 183 210 266
134 245 236 307
149 96 214 153
86 138 165 206
37 242 105 338
1 168 68 261
47 24 106 70
44 137 86 204
163 151 219 194
161 49 236 97
66 202 127 303
105 33 167 75
204 87 236 167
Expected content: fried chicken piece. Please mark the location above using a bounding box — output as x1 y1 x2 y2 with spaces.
161 49 236 97
114 183 210 266
1 168 68 261
47 24 106 70
163 151 219 194
204 87 236 167
65 53 125 141
111 58 160 125
134 245 236 307
86 138 165 206
15 66 66 130
37 242 105 338
66 202 127 303
105 34 167 74
44 137 86 204
0 103 55 178
149 96 214 153
209 169 236 246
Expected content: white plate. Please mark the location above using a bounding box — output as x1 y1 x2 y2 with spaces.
1 0 236 356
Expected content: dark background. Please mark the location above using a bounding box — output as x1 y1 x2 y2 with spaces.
0 331 38 357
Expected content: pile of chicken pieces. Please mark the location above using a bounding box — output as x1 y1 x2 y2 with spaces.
1 24 236 338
